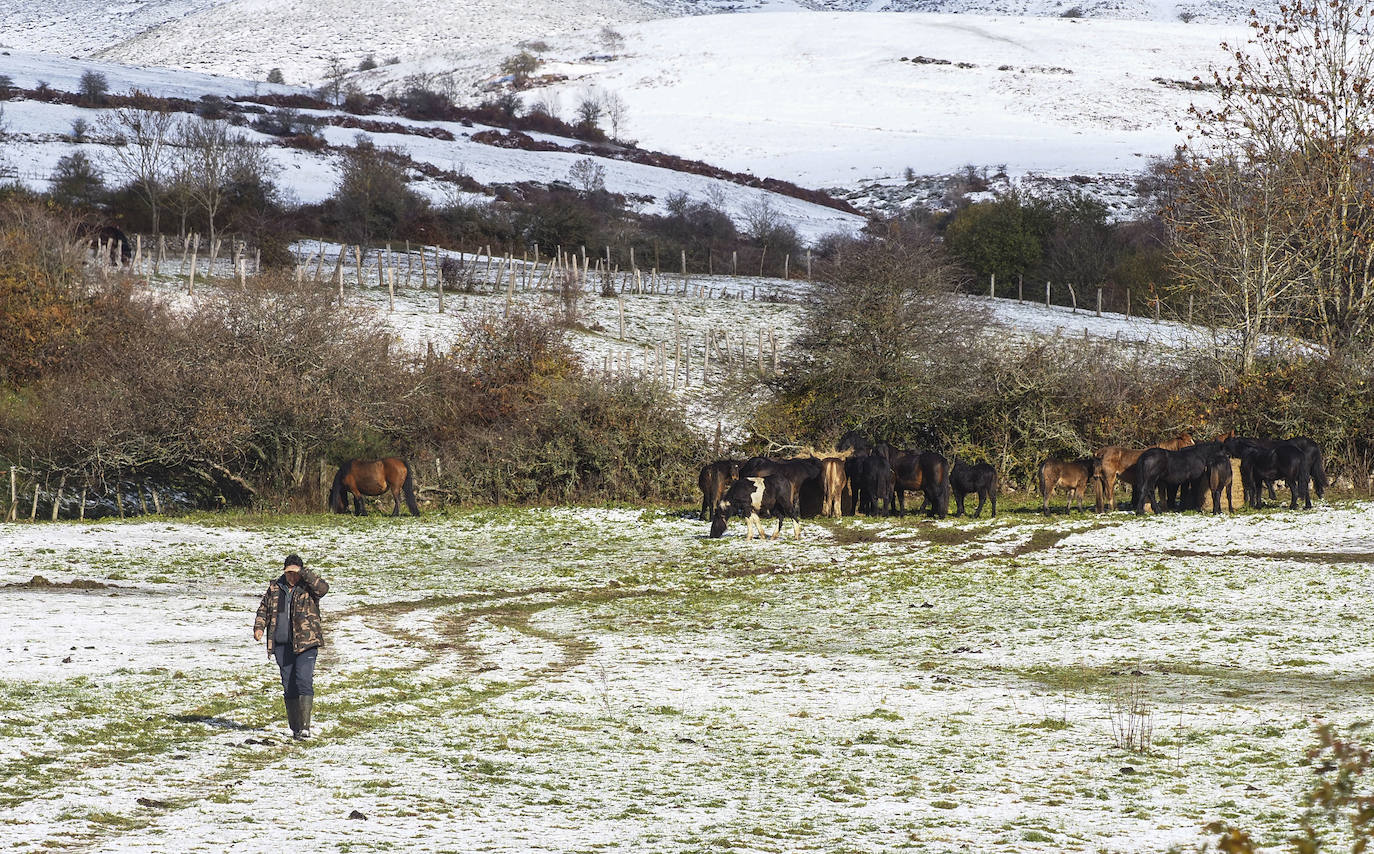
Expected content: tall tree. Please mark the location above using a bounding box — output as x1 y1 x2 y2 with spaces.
1170 0 1374 361
99 96 176 235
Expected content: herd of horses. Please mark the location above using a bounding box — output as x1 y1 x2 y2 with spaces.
703 431 998 540
702 430 1328 540
327 429 1325 535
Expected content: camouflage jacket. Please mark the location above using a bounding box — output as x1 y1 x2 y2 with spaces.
253 568 329 656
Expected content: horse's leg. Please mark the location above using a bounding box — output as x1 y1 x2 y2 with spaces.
391 485 402 517
353 493 366 516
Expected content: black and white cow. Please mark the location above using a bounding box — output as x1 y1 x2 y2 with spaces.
712 474 801 540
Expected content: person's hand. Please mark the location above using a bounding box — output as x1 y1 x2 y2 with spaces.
254 628 263 641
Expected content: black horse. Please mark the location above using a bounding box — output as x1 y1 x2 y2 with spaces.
1202 449 1234 514
851 452 894 516
1133 445 1214 515
950 461 997 518
1223 435 1325 504
1239 444 1312 510
836 430 873 456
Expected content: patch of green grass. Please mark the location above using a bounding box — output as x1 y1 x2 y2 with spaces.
860 708 902 721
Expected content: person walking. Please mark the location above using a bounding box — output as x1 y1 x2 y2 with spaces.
253 554 329 739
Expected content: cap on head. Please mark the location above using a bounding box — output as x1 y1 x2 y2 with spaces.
284 554 304 571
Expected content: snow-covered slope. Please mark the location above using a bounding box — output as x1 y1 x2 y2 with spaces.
0 51 864 242
507 12 1240 188
1 0 1268 88
1 0 652 85
642 0 1261 22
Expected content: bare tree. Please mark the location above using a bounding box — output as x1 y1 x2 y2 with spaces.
320 55 348 106
567 157 606 195
177 117 274 247
78 70 109 105
574 89 604 133
1165 151 1307 373
598 26 626 53
602 91 628 141
98 96 176 235
499 51 541 87
1173 0 1374 359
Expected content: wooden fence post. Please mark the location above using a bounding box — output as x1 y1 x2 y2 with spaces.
1096 287 1102 317
1126 288 1132 319
187 233 199 295
7 466 15 522
1045 280 1050 308
50 475 66 521
1018 274 1023 303
990 273 995 299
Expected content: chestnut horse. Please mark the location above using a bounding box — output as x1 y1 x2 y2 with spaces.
329 458 420 516
1095 433 1194 511
1039 457 1103 514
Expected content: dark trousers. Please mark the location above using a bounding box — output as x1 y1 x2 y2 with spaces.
274 645 317 699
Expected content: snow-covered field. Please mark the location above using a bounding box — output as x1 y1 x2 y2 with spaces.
506 12 1244 188
7 6 1252 204
1 499 1369 851
0 49 865 244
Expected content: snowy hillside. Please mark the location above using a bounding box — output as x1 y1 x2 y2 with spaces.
0 0 1268 80
0 51 864 242
642 0 1264 22
505 12 1242 189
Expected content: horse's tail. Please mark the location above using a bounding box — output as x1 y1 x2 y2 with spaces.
402 461 420 517
328 464 348 513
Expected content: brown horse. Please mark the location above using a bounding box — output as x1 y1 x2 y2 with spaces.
1039 457 1103 514
1095 433 1195 511
819 457 848 518
329 458 420 516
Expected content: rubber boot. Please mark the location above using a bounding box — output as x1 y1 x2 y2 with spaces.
284 694 301 737
295 695 313 740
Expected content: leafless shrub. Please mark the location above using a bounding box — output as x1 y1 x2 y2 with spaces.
1108 674 1154 753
